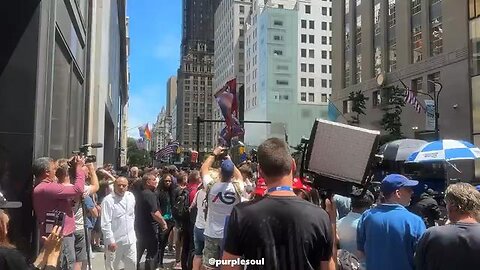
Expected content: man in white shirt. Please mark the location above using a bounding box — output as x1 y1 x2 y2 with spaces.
101 177 137 270
200 146 244 269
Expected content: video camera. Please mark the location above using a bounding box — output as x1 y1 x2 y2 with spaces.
71 143 103 164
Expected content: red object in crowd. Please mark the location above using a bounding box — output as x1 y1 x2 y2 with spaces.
293 177 312 192
255 178 267 197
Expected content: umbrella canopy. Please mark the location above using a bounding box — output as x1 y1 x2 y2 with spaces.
377 139 428 161
407 140 480 163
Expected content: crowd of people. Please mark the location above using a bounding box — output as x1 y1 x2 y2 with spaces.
0 137 480 270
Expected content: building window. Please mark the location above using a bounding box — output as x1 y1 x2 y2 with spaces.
431 16 443 56
301 78 307 87
343 100 353 113
301 92 307 101
428 72 440 93
388 40 397 71
305 5 311 14
356 54 362 83
388 0 396 28
322 36 327 44
309 78 315 87
321 79 327 88
240 5 245 14
322 22 327 30
322 50 327 59
373 90 382 107
329 80 333 88
240 17 245 25
309 49 315 58
471 18 480 76
301 63 307 72
345 0 350 14
309 64 315 72
309 20 315 29
470 0 480 19
412 0 422 15
322 65 327 73
274 20 283 26
412 25 423 63
274 35 283 41
309 35 315 44
345 60 351 87
240 29 244 37
374 2 381 35
273 50 283 56
345 22 351 50
301 34 307 43
356 16 362 46
322 7 327 15
308 93 315 102
301 20 307 28
321 94 328 102
357 0 362 6
277 80 289 85
329 65 332 73
301 49 307 57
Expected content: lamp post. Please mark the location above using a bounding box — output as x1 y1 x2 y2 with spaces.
427 80 443 140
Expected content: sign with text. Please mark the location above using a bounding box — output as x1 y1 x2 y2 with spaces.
425 100 435 131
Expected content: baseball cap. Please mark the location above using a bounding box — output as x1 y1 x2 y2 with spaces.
381 174 419 195
0 192 22 209
221 159 235 178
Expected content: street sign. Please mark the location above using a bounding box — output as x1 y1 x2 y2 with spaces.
425 100 435 131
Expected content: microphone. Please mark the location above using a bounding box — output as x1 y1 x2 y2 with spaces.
81 143 103 148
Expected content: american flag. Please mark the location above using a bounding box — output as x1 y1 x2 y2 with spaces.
404 89 422 113
155 141 180 160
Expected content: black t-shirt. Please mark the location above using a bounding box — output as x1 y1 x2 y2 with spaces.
415 222 480 270
136 189 160 235
0 247 29 270
224 195 333 270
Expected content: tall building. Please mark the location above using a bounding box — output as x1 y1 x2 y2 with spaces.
212 0 252 144
0 0 128 256
332 0 472 177
176 0 221 152
167 76 177 117
243 0 332 146
153 107 170 151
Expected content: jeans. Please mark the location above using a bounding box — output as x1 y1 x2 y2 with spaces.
193 226 205 256
59 234 75 270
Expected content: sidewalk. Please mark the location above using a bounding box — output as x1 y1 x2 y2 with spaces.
90 251 176 270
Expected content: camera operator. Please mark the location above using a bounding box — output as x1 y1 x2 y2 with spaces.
33 156 86 270
56 159 99 270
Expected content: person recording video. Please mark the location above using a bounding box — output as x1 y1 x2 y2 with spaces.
33 156 86 270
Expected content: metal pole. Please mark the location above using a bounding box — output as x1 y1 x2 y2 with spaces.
427 80 443 140
196 116 201 153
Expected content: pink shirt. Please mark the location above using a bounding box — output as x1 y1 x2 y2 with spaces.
33 170 85 236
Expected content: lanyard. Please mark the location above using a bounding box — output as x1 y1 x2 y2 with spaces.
267 186 293 193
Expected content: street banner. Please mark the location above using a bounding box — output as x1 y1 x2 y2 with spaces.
425 100 435 131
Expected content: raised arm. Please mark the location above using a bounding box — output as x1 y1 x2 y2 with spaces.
86 163 99 194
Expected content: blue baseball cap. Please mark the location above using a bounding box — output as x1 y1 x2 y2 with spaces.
476 185 480 192
221 159 235 179
381 174 419 195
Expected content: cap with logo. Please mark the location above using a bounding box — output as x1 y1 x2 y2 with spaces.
221 159 235 179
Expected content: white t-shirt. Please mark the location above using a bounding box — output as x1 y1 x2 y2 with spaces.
203 175 245 239
194 189 207 230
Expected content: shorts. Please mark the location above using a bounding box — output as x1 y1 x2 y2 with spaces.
194 226 205 256
74 231 87 262
202 235 222 267
93 216 101 233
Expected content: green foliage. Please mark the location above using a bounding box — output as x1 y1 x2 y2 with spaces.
127 137 151 167
348 91 369 125
380 86 406 141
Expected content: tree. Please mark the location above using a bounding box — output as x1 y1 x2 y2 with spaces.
348 90 368 125
127 137 151 167
380 86 406 142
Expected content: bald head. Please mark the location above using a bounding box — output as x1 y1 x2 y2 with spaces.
114 176 129 196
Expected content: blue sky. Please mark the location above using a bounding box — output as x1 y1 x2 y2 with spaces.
126 0 181 137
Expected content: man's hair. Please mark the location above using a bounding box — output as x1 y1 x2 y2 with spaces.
177 172 188 185
257 138 292 178
142 173 156 185
32 157 54 178
55 159 70 181
351 190 374 210
188 170 200 184
238 164 253 179
445 183 480 216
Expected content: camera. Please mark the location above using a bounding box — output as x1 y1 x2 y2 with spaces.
71 143 103 164
45 210 65 235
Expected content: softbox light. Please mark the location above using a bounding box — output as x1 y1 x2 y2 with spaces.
305 119 380 186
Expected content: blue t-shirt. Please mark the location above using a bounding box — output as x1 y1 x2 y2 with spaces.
84 196 96 229
357 204 426 270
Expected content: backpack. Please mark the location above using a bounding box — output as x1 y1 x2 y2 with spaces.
337 249 361 270
172 187 191 222
203 180 242 221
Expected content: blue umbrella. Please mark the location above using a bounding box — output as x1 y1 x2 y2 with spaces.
406 140 480 163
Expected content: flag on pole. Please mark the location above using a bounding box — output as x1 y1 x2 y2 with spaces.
138 124 152 140
155 141 180 160
397 77 423 113
215 78 244 146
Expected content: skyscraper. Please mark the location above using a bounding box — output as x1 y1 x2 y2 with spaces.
176 0 221 151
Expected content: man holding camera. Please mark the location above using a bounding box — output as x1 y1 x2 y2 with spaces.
33 156 86 270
